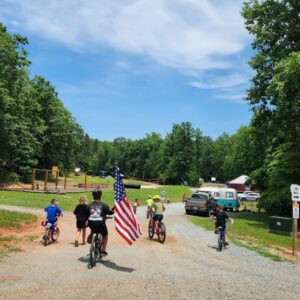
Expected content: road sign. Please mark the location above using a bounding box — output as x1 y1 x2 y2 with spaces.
290 184 300 202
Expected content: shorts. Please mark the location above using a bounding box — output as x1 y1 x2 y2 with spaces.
76 220 88 229
215 223 226 230
88 221 108 236
153 214 163 222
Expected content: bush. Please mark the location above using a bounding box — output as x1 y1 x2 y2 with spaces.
0 168 19 184
259 187 292 217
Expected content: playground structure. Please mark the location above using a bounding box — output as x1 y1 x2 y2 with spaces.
30 168 110 193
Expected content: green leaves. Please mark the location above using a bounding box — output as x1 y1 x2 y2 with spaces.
242 1 300 216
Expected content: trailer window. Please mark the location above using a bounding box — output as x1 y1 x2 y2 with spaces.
226 192 234 198
213 192 220 197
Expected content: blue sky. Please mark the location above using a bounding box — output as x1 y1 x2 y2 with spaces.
1 0 254 141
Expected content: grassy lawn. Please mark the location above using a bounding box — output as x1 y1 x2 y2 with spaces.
0 210 37 259
0 209 37 228
189 212 299 261
58 173 154 186
0 185 191 211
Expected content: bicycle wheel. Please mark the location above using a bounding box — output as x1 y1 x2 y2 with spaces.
148 220 154 239
51 227 59 241
89 235 97 268
43 231 48 246
158 222 166 243
98 234 102 261
218 233 223 252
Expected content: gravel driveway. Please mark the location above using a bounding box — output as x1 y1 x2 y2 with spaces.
0 203 300 300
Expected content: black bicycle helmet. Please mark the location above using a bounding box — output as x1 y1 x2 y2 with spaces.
92 189 102 200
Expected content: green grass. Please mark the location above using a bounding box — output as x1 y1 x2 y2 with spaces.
0 210 37 259
0 185 191 211
229 236 283 262
189 212 299 261
60 173 154 186
0 209 37 228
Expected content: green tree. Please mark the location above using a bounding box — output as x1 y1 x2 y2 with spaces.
242 0 300 215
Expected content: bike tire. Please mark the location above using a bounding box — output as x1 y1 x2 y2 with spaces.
43 234 48 246
51 227 59 241
89 235 97 268
218 234 223 252
98 234 102 261
148 220 154 239
158 222 166 243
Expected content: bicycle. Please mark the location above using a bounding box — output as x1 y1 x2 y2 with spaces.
215 218 234 252
148 214 166 243
42 222 59 246
89 233 102 268
217 226 226 252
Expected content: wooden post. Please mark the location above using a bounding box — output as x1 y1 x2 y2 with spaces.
292 201 299 256
84 173 87 190
32 169 36 190
64 174 67 190
55 171 59 189
44 170 48 191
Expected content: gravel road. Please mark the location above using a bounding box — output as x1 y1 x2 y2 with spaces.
0 203 300 300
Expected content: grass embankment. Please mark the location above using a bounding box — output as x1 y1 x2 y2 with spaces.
0 185 190 211
190 212 299 262
0 210 38 259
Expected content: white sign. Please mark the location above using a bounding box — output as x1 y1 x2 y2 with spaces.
293 207 299 219
290 184 300 202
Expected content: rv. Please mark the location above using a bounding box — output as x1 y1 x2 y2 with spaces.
196 187 239 211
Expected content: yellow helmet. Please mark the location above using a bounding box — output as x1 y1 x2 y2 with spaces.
152 195 160 200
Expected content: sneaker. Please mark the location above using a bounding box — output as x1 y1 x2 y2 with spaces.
75 240 79 247
224 242 229 246
82 241 86 245
101 251 108 256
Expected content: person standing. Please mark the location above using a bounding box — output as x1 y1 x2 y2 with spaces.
73 195 90 247
146 195 153 218
133 198 139 214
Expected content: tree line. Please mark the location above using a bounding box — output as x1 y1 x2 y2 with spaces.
0 0 299 216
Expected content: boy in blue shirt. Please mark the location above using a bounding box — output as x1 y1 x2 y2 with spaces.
44 198 63 228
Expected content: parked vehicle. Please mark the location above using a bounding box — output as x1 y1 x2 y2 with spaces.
185 192 217 216
197 187 239 211
239 191 260 202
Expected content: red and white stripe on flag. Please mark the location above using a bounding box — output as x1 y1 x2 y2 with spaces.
114 195 142 245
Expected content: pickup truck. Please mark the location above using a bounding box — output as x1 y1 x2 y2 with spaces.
185 192 217 216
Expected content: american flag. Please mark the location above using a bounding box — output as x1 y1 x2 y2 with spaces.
114 167 142 245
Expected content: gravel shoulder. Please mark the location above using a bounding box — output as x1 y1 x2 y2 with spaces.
0 203 300 300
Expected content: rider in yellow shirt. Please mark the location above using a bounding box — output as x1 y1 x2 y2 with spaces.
152 195 166 221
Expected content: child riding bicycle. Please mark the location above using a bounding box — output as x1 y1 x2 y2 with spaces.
87 190 114 256
151 195 166 222
43 199 63 236
210 204 232 246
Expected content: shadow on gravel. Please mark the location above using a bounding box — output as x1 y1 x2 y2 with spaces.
78 256 135 273
207 244 229 251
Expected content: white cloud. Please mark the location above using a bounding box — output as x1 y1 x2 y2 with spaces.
189 73 248 90
2 0 249 72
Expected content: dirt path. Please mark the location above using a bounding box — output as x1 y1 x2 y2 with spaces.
0 203 300 300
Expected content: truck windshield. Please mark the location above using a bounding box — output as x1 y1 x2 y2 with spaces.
191 194 208 200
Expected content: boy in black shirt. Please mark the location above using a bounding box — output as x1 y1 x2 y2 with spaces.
87 189 114 255
211 204 232 246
